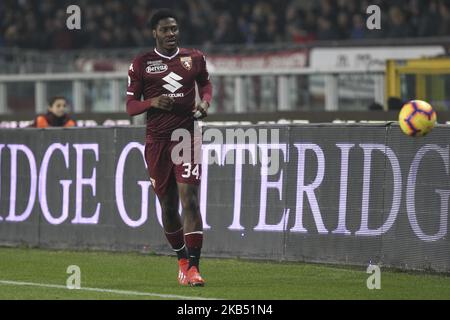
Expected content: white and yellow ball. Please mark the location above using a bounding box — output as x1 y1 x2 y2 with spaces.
398 100 437 137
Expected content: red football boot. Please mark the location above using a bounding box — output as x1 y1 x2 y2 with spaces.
187 266 205 287
178 258 189 286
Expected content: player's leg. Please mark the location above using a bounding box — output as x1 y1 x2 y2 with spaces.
158 182 187 260
145 142 189 285
177 183 202 259
157 182 190 285
177 182 204 286
172 128 204 286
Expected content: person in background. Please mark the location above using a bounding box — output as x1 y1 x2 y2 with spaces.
387 97 404 111
31 96 76 128
368 102 384 111
350 14 366 39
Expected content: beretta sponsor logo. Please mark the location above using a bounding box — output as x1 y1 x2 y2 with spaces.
146 64 168 74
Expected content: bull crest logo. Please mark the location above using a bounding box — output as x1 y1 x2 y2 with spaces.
180 56 192 70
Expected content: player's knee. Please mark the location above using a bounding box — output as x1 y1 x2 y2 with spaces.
181 194 199 212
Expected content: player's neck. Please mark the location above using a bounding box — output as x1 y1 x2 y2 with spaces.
155 46 179 59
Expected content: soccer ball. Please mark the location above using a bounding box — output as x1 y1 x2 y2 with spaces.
398 100 437 137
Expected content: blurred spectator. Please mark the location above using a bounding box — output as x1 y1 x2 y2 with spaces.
350 14 366 39
50 9 76 50
316 16 340 40
438 1 450 36
213 13 243 44
417 0 442 37
387 97 404 110
30 96 76 128
368 102 384 111
337 0 358 17
387 6 413 38
337 11 351 39
1 0 449 50
317 0 336 22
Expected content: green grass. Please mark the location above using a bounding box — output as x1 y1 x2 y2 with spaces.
0 247 449 300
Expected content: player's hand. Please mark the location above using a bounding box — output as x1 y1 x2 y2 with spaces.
193 101 209 120
150 95 174 111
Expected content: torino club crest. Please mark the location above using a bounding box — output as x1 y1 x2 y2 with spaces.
180 56 192 70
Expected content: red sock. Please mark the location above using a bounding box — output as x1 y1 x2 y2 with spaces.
165 228 187 260
185 232 203 270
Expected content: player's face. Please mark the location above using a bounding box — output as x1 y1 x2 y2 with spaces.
153 18 179 53
48 99 67 117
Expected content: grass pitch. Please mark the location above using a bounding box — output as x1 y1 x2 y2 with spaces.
0 247 449 300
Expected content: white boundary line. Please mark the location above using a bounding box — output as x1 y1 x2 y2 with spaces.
0 280 219 300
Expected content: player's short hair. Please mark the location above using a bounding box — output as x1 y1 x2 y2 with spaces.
48 96 67 107
150 8 178 30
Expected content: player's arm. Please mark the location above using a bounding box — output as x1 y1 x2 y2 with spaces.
126 59 174 116
193 53 213 119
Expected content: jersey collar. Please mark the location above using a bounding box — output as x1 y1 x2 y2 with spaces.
154 47 180 60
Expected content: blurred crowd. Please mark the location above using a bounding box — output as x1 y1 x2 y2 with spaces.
1 0 450 50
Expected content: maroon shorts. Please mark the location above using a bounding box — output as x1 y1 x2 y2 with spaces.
144 138 202 198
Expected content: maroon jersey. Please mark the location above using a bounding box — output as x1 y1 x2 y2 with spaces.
126 47 212 142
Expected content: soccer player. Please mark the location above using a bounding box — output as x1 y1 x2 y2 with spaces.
31 96 76 128
126 9 212 287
